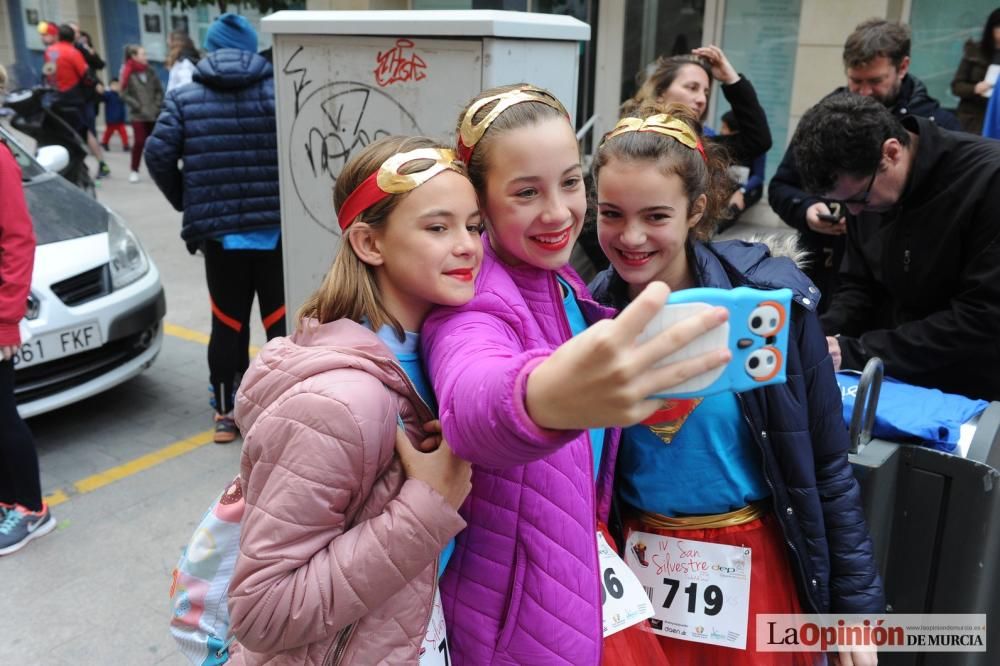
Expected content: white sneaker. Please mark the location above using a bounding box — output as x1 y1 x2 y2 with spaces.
128 171 140 183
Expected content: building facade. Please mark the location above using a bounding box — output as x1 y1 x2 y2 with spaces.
2 0 995 219
2 0 296 87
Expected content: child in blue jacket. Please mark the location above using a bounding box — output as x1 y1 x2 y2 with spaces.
100 78 129 151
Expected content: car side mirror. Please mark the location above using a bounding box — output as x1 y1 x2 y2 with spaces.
36 144 69 173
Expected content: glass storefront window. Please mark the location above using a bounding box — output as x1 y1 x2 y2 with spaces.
908 1 998 108
716 0 801 182
620 0 705 102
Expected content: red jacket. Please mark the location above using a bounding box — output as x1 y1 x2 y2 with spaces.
43 41 87 92
0 144 36 346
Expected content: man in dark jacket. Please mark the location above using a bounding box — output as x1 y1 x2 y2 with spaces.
145 14 285 443
769 19 959 312
792 94 1000 402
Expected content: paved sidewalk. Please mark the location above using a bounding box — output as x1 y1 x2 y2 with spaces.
1 126 248 664
1 333 242 665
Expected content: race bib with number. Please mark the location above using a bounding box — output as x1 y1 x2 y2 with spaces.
419 587 450 666
624 531 751 649
597 531 655 637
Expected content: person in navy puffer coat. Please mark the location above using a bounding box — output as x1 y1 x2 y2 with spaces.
145 13 285 444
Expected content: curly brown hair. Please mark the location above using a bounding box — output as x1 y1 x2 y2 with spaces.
621 55 713 119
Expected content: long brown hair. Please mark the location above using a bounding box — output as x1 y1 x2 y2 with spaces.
456 83 572 196
621 55 713 119
296 135 459 339
593 103 731 240
166 31 199 69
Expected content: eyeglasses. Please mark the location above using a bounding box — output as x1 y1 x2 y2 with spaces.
838 166 879 208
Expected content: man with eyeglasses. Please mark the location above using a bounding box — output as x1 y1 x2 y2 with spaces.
768 19 959 313
791 94 1000 402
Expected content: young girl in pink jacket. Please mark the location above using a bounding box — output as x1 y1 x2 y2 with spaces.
227 136 483 665
420 84 731 665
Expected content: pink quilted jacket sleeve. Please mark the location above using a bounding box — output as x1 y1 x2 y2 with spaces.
228 377 465 654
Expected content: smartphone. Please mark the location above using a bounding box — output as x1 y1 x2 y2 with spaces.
636 286 793 399
817 202 842 223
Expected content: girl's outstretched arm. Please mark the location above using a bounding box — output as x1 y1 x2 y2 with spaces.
527 282 730 429
424 282 729 468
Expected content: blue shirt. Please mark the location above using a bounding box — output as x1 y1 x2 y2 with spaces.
557 277 605 479
618 392 769 516
220 229 281 251
375 324 452 576
836 371 989 453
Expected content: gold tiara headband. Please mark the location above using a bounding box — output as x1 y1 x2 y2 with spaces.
601 114 707 162
457 85 570 163
337 147 462 231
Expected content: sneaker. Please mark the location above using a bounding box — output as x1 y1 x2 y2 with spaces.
0 502 13 519
0 504 55 556
214 413 238 444
100 143 110 151
128 171 140 183
97 162 111 179
123 145 131 152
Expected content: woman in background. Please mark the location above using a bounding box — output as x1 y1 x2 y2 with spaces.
951 8 1000 134
166 31 201 93
120 44 163 183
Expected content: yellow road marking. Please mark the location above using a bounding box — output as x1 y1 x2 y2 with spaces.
163 322 209 345
43 430 215 507
43 320 263 507
164 321 260 355
45 489 70 508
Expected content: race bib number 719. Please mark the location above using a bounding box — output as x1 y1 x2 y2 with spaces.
624 531 752 649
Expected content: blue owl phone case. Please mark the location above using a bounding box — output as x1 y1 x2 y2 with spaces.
637 286 793 399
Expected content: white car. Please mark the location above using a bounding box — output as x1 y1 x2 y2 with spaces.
4 125 165 418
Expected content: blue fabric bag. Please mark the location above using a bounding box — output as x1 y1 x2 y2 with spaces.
982 90 1000 139
836 372 989 452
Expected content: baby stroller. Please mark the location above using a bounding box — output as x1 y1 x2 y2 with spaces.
3 86 95 196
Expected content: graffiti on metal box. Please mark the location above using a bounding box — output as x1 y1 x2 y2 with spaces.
374 39 428 87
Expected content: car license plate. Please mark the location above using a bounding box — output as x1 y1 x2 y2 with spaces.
12 323 102 370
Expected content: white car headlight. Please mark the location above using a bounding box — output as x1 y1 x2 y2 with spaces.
106 209 149 290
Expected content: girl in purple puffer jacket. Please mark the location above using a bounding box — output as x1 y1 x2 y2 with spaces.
421 84 731 665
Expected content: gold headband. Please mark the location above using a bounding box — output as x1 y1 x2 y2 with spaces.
457 85 569 162
601 114 707 161
376 147 462 193
338 147 463 231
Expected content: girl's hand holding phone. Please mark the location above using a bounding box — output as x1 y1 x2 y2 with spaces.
525 282 730 430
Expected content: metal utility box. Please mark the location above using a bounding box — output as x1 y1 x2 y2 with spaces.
850 402 1000 666
262 10 590 318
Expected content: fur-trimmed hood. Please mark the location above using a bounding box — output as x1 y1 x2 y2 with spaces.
729 231 811 268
